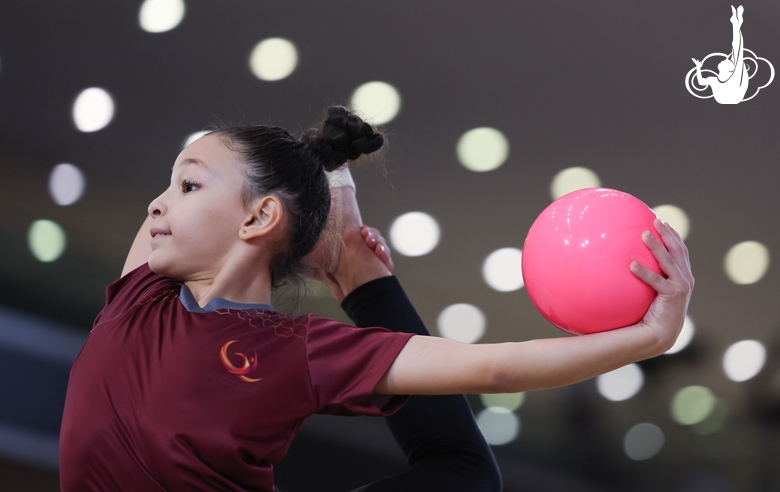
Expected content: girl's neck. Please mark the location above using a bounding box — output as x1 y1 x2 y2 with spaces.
184 257 273 308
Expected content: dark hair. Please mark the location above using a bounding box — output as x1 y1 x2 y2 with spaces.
213 106 384 292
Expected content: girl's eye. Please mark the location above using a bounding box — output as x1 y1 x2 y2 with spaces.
181 179 200 193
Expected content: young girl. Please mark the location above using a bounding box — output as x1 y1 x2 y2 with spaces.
59 107 693 491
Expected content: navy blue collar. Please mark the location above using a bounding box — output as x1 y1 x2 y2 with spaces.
178 284 273 313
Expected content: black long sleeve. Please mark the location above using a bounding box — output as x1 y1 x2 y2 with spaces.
341 276 502 492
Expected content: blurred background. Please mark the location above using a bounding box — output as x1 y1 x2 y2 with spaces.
1 1 779 490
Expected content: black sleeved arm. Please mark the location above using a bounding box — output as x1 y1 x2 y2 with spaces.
341 276 502 492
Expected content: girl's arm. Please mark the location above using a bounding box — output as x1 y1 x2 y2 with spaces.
375 219 693 396
121 216 153 278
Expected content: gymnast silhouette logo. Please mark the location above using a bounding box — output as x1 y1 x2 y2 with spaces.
220 340 262 382
686 5 774 104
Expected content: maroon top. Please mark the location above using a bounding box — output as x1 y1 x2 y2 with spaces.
60 264 414 491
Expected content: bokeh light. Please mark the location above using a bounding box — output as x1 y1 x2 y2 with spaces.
476 407 520 446
665 315 695 355
456 127 509 172
550 167 600 200
693 398 729 435
350 81 401 125
596 363 644 401
671 385 716 426
138 0 185 33
623 423 665 461
723 340 766 382
724 241 770 284
483 248 523 292
28 220 66 262
249 38 298 81
73 87 114 133
480 392 525 412
184 130 210 148
652 204 690 240
389 211 439 257
48 163 85 206
437 303 486 344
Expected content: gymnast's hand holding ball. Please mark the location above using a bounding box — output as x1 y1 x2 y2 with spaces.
374 190 693 396
521 187 692 348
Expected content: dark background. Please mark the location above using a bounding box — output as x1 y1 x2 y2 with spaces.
0 1 779 490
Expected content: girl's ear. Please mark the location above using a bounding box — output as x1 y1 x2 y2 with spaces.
240 195 284 240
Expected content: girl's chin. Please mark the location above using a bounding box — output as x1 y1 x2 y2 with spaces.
148 255 175 278
148 255 197 281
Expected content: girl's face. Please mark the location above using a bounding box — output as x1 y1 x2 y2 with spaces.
147 134 251 280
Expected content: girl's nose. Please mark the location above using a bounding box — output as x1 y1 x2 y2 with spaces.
148 194 166 218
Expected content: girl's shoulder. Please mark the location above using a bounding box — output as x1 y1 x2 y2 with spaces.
94 263 179 327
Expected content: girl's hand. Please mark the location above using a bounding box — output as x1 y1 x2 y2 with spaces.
629 219 695 353
361 225 394 273
315 225 393 302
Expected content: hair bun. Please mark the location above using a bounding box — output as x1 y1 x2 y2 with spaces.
302 106 384 172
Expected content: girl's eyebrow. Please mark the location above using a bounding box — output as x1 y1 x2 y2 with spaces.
172 158 208 171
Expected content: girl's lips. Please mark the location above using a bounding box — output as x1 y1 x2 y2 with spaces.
150 228 171 240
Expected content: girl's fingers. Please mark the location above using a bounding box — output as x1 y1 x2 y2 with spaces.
664 223 694 284
367 227 393 270
656 219 689 263
361 226 377 247
664 223 692 268
633 223 694 298
361 226 394 272
653 220 694 284
642 229 684 282
659 221 688 261
630 261 672 295
362 226 389 250
371 234 388 251
375 244 394 272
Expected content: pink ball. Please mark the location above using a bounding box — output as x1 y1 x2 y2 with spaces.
521 188 663 335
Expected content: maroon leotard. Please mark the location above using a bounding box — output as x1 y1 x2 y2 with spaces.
60 263 413 491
